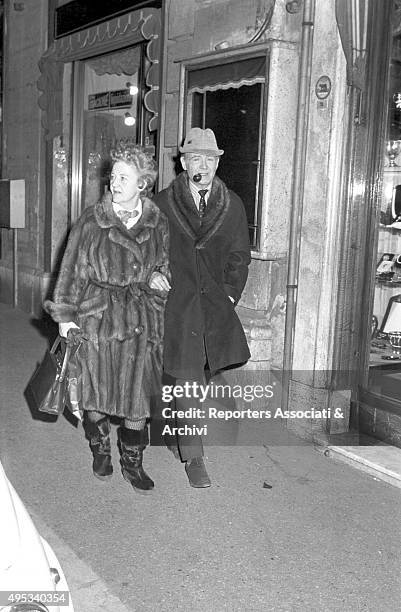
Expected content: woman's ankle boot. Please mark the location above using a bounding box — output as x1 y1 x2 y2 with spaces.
86 416 113 480
118 426 154 492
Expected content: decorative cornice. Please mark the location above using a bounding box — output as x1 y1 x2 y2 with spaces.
55 11 143 60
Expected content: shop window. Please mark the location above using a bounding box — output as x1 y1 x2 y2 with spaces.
368 11 401 410
0 0 4 258
183 54 267 249
69 39 156 220
0 0 3 141
79 45 146 209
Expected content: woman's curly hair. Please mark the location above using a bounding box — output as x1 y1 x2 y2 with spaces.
110 141 158 196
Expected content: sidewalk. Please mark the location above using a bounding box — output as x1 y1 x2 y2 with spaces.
1 303 401 611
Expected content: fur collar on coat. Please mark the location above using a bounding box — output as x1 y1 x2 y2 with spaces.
94 191 160 232
166 172 231 248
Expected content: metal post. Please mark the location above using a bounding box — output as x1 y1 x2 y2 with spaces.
13 228 18 308
281 0 316 412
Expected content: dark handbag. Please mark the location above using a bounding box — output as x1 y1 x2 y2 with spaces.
26 336 72 416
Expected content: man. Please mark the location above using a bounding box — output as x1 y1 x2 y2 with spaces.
154 127 251 487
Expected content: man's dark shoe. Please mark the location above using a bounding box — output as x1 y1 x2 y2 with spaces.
185 457 211 488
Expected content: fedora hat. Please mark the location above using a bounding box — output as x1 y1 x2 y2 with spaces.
179 127 224 156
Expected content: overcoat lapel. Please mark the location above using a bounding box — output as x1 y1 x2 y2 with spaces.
166 176 198 241
166 173 231 248
196 176 231 248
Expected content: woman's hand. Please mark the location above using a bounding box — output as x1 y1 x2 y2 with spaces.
59 321 80 338
149 271 171 292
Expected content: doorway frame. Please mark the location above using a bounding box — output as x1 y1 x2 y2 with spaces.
37 7 161 266
177 42 270 254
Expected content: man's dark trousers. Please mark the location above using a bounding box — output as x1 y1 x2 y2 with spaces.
163 369 212 461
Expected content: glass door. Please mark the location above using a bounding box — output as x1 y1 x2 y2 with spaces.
71 44 146 218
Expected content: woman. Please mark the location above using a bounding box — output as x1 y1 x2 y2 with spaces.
44 143 170 492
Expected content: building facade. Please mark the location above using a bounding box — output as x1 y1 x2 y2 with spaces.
0 0 397 444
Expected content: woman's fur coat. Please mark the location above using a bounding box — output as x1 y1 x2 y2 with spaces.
44 192 170 422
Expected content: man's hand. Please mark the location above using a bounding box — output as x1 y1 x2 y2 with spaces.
149 271 171 292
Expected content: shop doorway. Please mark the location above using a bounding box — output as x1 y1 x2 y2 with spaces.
71 44 148 217
38 6 161 272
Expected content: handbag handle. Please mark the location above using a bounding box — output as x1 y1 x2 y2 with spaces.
50 336 72 383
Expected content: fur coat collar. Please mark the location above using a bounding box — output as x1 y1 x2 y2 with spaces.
93 191 161 249
166 172 231 248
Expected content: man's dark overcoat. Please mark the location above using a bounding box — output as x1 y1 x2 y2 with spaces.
154 172 251 379
44 192 169 422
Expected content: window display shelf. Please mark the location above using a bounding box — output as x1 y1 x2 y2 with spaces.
379 223 401 230
376 278 401 285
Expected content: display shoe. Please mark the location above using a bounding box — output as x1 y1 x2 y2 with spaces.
86 416 113 481
185 457 211 488
118 427 154 492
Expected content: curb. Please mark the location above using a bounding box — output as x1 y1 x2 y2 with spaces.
325 444 401 490
29 508 132 612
